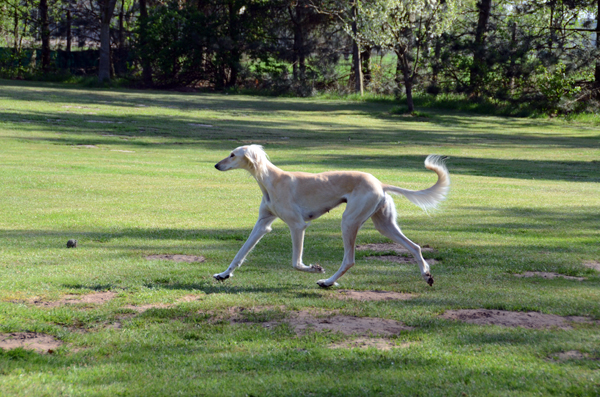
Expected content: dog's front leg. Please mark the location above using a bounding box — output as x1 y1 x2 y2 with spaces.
213 209 276 281
289 224 325 274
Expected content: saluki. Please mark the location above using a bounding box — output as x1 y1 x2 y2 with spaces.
213 145 450 288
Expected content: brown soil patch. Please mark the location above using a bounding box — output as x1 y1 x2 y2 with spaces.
583 261 600 271
240 309 413 336
31 291 117 308
123 303 171 313
440 309 596 329
357 243 435 254
550 350 591 361
329 337 414 351
366 255 438 265
123 294 202 313
514 272 585 281
145 254 206 263
285 311 413 336
0 333 62 353
335 289 416 301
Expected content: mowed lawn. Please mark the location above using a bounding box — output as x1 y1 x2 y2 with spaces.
0 79 599 396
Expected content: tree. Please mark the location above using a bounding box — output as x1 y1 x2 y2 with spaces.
40 0 51 72
99 0 118 82
351 2 363 95
469 0 492 95
595 0 600 88
353 0 469 111
138 0 153 86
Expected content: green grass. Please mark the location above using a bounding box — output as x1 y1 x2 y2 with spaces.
0 79 599 396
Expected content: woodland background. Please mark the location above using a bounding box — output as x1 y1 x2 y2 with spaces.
1 0 599 114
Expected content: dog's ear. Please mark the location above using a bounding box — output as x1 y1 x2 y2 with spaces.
244 145 269 177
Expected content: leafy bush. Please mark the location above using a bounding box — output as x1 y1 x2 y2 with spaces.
535 63 581 112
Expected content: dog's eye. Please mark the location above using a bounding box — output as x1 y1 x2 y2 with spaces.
230 153 235 158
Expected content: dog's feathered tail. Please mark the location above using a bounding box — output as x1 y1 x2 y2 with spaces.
383 155 450 212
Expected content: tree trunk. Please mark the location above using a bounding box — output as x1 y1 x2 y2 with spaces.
362 47 371 85
99 0 118 83
351 3 363 95
226 2 240 87
404 69 414 112
595 0 600 88
396 49 414 112
469 0 492 94
116 0 124 75
40 0 50 72
291 3 306 83
548 0 555 50
14 6 19 52
509 21 517 95
66 9 72 53
138 0 153 86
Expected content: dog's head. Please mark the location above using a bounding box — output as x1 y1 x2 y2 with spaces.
215 145 269 177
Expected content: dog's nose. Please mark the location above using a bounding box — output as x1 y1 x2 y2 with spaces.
214 164 219 170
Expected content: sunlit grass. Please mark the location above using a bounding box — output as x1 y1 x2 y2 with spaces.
0 79 598 396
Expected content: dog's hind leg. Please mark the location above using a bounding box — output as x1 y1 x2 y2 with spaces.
213 204 277 281
317 195 382 288
371 195 434 286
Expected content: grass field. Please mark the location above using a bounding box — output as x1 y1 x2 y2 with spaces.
0 79 599 396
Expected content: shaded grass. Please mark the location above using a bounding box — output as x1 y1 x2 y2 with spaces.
0 79 599 396
320 90 600 123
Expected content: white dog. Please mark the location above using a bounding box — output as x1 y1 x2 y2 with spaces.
213 145 450 288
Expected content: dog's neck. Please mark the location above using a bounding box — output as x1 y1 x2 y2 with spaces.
247 159 282 200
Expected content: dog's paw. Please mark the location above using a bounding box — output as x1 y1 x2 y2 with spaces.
213 273 231 281
310 264 326 273
423 273 434 286
316 280 339 288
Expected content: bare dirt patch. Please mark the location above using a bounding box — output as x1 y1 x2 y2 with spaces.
0 333 62 353
357 243 435 254
549 350 592 361
123 294 202 313
231 308 413 336
335 289 416 301
280 311 413 336
514 272 585 281
583 261 600 272
440 309 596 329
31 291 117 308
145 254 206 263
123 303 171 313
329 337 414 350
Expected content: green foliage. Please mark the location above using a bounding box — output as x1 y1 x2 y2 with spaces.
0 49 29 79
135 3 213 87
135 0 275 89
535 63 582 112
